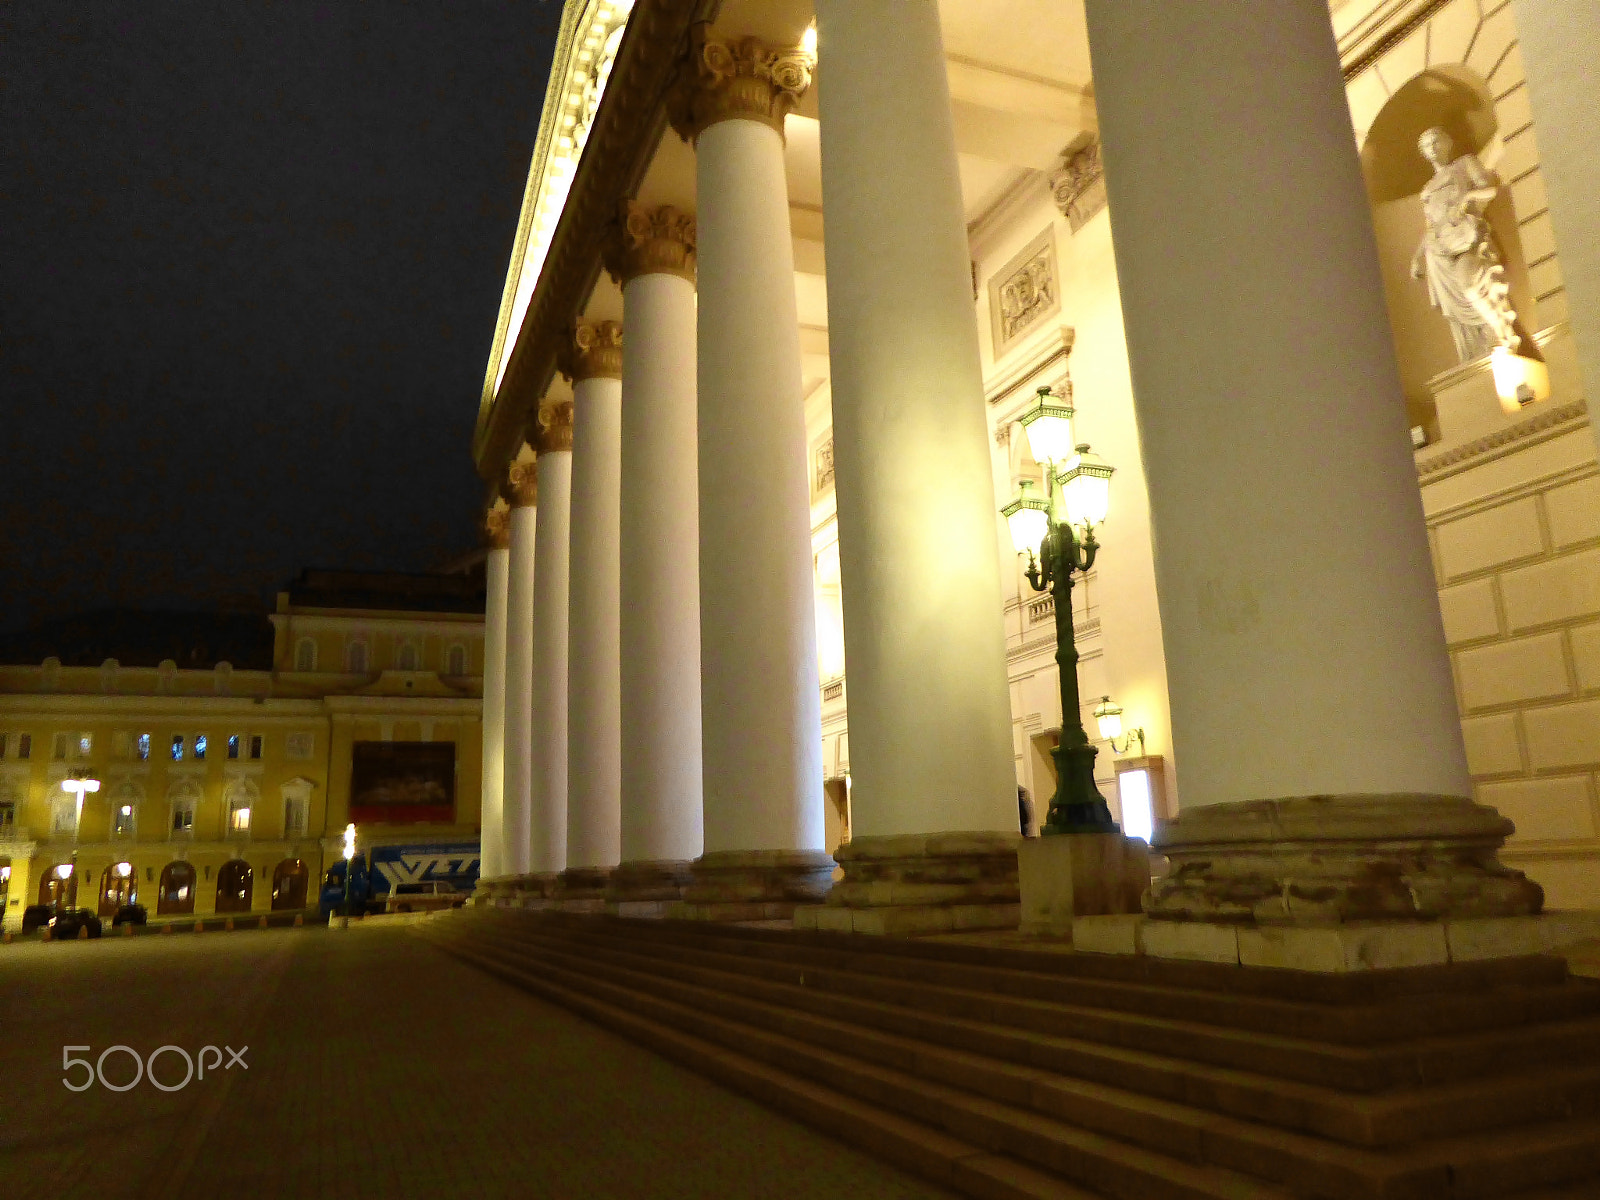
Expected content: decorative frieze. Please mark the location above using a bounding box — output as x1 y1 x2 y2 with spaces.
506 460 539 509
534 399 575 455
559 319 624 382
668 24 814 142
988 227 1060 357
603 202 697 285
1050 138 1107 232
483 506 511 549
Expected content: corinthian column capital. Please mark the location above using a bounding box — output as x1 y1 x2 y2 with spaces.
667 24 813 143
534 399 576 455
484 506 511 549
560 320 624 382
603 201 697 285
506 460 538 508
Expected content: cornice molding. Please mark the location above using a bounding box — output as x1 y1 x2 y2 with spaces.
476 0 716 479
1415 398 1590 478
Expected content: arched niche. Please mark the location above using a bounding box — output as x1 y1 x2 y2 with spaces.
1360 66 1540 430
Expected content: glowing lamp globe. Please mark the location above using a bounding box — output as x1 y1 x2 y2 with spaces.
1001 480 1050 560
1093 696 1124 742
1058 444 1114 531
1017 386 1077 466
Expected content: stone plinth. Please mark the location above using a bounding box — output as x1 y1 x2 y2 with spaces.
505 872 561 910
671 849 835 923
1075 911 1600 973
606 859 695 919
1146 794 1543 924
793 832 1021 936
555 866 613 913
1018 833 1150 937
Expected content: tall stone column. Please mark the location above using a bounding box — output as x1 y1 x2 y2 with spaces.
1508 0 1600 460
561 320 624 906
529 400 573 881
668 28 832 915
1082 0 1540 935
812 0 1017 840
501 459 538 880
603 204 705 912
478 506 510 885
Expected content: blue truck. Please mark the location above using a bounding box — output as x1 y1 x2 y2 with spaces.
319 842 480 918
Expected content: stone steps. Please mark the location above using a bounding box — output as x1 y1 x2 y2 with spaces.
419 911 1600 1199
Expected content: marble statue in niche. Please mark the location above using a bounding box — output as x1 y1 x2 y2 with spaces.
1410 126 1520 362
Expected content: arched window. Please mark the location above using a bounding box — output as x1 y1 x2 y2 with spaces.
98 862 137 917
168 779 201 836
294 637 317 672
157 861 196 914
397 641 419 671
271 859 309 910
216 860 253 913
224 778 259 838
39 864 77 910
347 640 369 674
446 643 467 676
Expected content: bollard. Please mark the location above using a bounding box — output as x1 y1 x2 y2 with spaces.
259 916 269 929
122 923 133 937
2 930 11 944
161 924 173 935
194 920 204 933
78 925 89 940
224 918 234 932
42 927 51 942
293 913 303 927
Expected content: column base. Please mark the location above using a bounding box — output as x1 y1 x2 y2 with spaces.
1146 794 1544 924
605 859 695 919
555 866 614 913
671 849 835 922
793 832 1021 936
503 872 562 910
1018 833 1150 937
1074 911 1600 973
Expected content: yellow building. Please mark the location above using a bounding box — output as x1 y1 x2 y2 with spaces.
0 570 485 929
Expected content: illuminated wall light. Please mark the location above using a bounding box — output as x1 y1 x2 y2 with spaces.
1489 346 1551 414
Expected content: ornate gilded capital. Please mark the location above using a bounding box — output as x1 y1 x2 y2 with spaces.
534 399 575 454
559 320 624 382
483 506 511 550
603 201 697 285
667 24 813 143
506 460 538 509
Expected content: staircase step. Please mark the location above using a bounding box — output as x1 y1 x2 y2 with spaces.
422 924 1292 1200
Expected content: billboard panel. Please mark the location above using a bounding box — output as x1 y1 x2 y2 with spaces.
349 741 455 824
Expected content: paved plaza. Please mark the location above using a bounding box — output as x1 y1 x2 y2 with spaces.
0 922 952 1199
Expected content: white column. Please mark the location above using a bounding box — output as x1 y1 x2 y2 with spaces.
530 402 573 875
501 463 538 877
813 0 1017 838
479 514 510 880
608 206 705 867
676 33 825 858
1083 0 1470 806
1509 0 1600 460
565 323 624 872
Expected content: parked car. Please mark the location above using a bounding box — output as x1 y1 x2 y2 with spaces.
22 904 53 934
48 908 103 939
386 879 466 914
112 903 148 927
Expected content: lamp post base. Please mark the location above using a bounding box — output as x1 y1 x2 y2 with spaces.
1043 739 1119 835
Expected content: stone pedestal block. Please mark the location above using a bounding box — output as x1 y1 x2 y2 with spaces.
1147 794 1543 924
1018 833 1150 937
605 859 695 917
671 849 835 922
555 865 613 913
792 831 1021 936
505 872 561 910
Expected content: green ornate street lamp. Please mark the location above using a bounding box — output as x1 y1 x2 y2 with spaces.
1002 386 1118 835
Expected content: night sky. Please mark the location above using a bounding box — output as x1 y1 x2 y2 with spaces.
0 2 561 634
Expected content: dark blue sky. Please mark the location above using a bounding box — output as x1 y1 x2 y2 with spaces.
0 1 560 632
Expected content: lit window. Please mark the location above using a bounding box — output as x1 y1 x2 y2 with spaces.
250 735 263 760
52 732 68 760
171 735 185 761
295 638 317 672
447 644 467 676
137 733 150 761
77 733 93 758
114 805 136 836
194 734 208 760
228 734 240 759
228 802 252 832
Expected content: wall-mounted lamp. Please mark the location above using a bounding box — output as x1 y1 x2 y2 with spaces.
1490 346 1550 413
1093 696 1145 756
